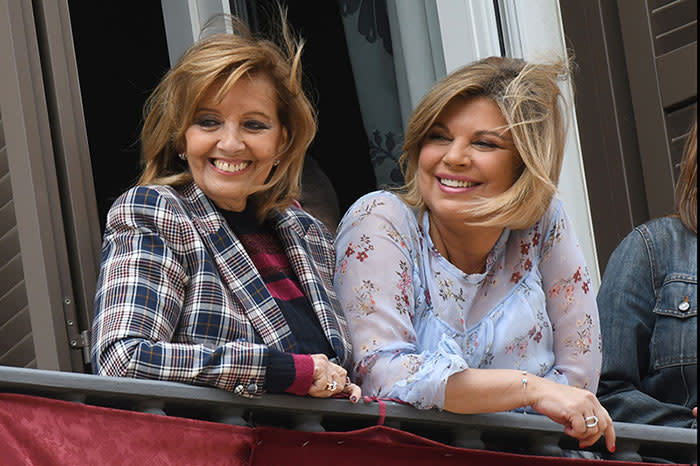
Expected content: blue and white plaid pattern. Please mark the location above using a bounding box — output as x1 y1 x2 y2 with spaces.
92 182 351 396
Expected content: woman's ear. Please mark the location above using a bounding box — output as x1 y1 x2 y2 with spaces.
279 125 289 154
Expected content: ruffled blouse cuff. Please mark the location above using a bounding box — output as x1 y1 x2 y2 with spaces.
390 335 469 410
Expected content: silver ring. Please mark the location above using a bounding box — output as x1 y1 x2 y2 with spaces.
585 415 599 428
325 380 337 391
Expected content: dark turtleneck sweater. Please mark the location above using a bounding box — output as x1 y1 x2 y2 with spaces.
218 204 335 394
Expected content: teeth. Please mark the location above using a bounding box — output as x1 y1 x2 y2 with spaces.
213 159 250 173
439 178 477 188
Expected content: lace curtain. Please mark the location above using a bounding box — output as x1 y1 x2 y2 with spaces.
338 0 405 187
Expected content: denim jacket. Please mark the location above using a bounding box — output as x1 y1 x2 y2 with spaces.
597 217 696 428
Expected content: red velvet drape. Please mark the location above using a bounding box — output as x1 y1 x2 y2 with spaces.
0 393 686 466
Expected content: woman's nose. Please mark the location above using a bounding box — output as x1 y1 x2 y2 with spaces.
217 124 245 153
443 141 471 166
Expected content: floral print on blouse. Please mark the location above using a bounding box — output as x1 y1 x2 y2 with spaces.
334 191 602 410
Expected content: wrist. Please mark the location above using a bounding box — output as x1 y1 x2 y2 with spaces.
523 372 545 407
285 354 314 396
520 371 529 411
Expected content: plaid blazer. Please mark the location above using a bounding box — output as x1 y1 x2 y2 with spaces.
92 182 351 397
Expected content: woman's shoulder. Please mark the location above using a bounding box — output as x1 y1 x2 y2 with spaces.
634 217 696 269
515 197 565 239
541 197 565 223
108 184 181 213
637 216 694 241
611 217 696 255
280 202 334 239
340 190 417 227
115 183 182 202
105 184 198 232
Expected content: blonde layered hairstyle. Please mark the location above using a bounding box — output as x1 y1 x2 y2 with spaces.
138 11 316 221
674 117 697 234
398 56 571 229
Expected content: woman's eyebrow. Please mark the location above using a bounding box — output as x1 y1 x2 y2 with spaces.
194 107 219 114
475 129 513 142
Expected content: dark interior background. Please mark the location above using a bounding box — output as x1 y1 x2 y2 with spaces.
69 0 378 233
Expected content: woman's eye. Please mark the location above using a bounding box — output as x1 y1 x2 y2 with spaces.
473 140 500 149
195 118 220 128
244 120 271 131
427 132 451 142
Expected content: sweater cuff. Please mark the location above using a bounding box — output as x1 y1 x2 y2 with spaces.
264 350 314 396
285 354 314 396
264 349 295 393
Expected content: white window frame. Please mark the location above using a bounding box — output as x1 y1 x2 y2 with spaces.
161 0 242 66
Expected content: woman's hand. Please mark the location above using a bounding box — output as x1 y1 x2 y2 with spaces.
529 376 616 452
307 354 361 402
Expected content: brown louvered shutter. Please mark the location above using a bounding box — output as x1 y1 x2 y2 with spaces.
0 114 36 368
0 0 101 372
618 0 697 219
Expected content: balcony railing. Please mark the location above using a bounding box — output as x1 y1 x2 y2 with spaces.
0 365 695 464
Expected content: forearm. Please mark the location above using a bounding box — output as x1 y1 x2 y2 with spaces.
96 338 267 394
444 368 533 414
446 362 617 452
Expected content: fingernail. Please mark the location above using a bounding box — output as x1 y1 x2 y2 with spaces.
611 445 616 453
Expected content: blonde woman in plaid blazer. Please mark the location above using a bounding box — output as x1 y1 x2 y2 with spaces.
92 13 359 401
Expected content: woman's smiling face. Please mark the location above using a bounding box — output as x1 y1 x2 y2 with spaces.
184 74 287 212
417 95 520 223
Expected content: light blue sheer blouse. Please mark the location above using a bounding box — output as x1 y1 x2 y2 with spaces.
334 191 601 409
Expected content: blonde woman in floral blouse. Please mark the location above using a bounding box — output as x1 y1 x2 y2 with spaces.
334 57 615 451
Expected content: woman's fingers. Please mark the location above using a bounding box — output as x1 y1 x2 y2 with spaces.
307 354 353 398
562 407 615 453
568 411 588 436
533 381 616 453
343 381 362 403
601 411 616 453
582 406 615 452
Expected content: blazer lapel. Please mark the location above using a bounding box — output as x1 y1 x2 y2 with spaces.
180 183 295 352
270 209 351 366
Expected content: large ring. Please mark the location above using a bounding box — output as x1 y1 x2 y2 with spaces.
325 380 337 391
585 415 599 428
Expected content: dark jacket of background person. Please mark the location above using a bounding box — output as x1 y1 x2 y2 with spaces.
597 217 696 427
597 118 697 428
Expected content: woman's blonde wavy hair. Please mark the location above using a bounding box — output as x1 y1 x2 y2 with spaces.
137 9 316 221
397 56 571 229
674 116 697 234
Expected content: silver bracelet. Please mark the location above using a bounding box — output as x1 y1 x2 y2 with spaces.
521 370 528 415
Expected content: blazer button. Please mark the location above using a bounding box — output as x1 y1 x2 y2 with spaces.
234 385 244 395
247 383 258 393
